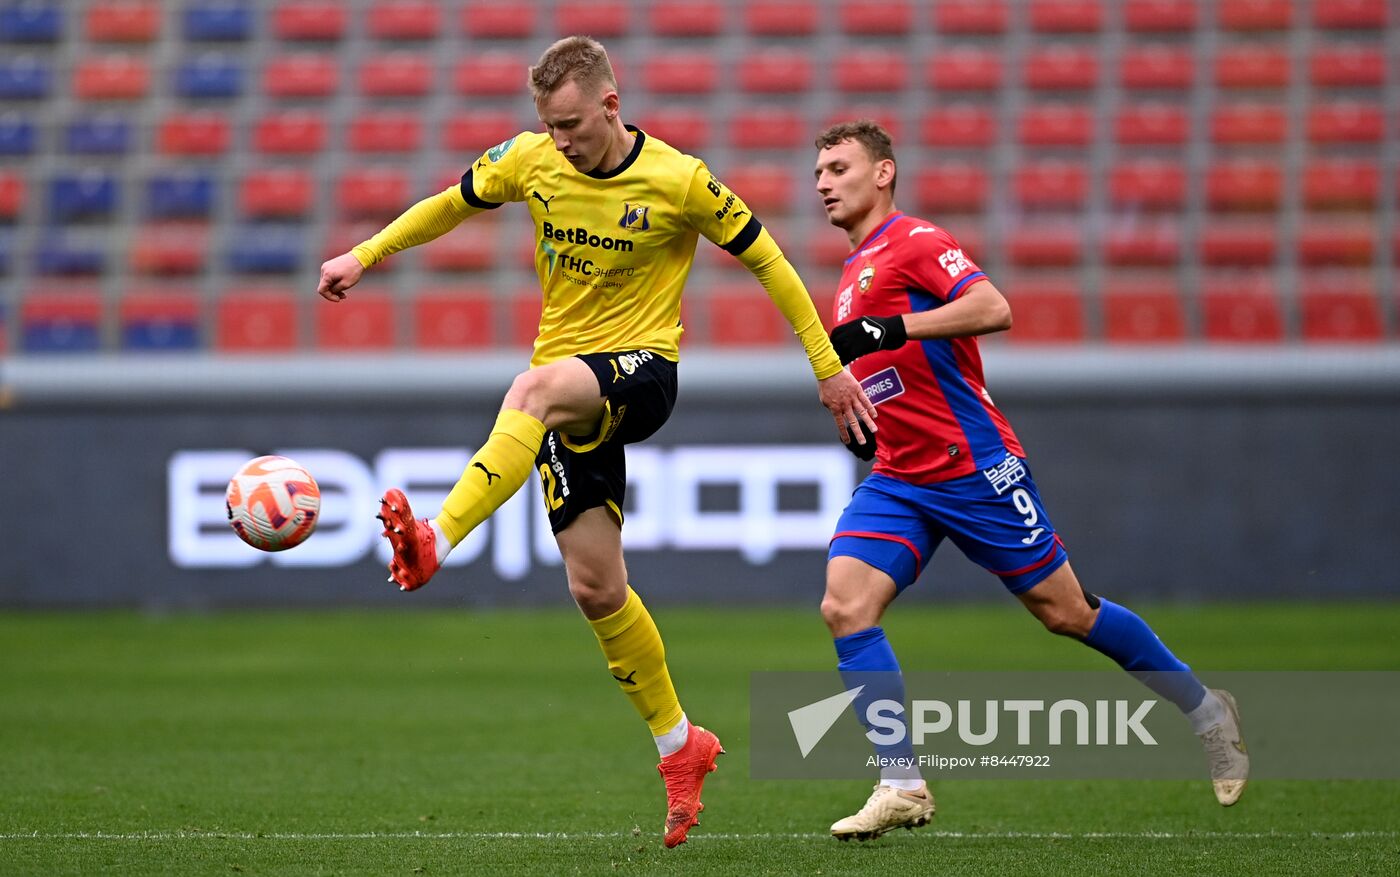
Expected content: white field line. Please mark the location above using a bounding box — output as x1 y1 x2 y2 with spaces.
1 830 1396 841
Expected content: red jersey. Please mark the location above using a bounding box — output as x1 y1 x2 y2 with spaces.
833 212 1025 484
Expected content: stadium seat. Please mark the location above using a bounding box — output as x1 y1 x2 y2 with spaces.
1217 0 1292 31
1105 220 1182 267
183 2 252 41
1199 220 1277 267
1115 103 1189 145
0 114 36 155
1024 46 1099 91
1102 281 1186 343
745 1 819 35
336 169 410 220
649 2 723 36
1201 286 1284 343
1018 105 1093 147
1302 160 1379 210
349 111 423 154
720 166 794 214
360 54 432 97
915 164 989 213
636 110 709 152
315 292 395 350
454 55 529 96
1298 219 1375 267
839 1 914 35
460 2 536 39
920 105 997 148
1006 227 1082 267
706 288 790 346
739 54 813 93
421 221 497 272
215 290 299 350
1004 283 1086 343
0 56 49 99
156 113 230 155
835 54 908 93
1215 45 1290 88
644 54 718 95
1031 0 1103 33
1109 160 1187 210
0 172 23 219
823 109 902 142
928 48 1004 92
50 172 118 222
272 2 347 40
119 291 201 350
444 112 522 153
263 54 339 97
414 290 495 349
66 114 131 155
510 293 542 347
1015 162 1089 209
253 111 326 155
732 110 805 150
808 233 853 269
1120 45 1194 90
239 169 314 219
34 234 106 275
1307 103 1384 143
1314 0 1387 29
557 1 630 36
1210 103 1288 145
228 226 303 274
146 173 215 219
21 291 103 353
72 56 148 99
174 54 244 98
0 3 62 42
368 1 440 40
1299 281 1383 342
86 2 160 42
1310 45 1385 88
1124 0 1197 32
936 0 1009 34
1206 160 1283 211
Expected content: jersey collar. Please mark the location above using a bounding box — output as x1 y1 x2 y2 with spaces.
844 212 904 265
585 125 645 180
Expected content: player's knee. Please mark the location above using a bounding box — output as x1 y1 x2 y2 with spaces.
1037 605 1095 639
502 370 552 419
821 590 873 637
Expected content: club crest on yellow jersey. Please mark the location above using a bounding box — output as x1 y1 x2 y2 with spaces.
620 203 650 231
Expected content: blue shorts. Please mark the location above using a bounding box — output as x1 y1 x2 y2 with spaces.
829 460 1068 595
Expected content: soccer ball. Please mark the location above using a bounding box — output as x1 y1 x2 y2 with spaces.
225 455 320 551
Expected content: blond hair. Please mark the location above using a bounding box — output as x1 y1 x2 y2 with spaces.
528 36 618 100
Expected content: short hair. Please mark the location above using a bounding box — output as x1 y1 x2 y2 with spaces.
814 120 897 193
528 36 618 100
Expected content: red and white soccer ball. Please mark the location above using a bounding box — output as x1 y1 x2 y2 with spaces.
225 455 321 551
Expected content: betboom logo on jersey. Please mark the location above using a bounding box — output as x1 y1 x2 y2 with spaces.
168 446 854 576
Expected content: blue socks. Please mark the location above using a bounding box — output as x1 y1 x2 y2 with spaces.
1083 598 1207 712
835 626 919 781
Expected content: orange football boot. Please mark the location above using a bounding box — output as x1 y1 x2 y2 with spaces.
658 725 724 848
377 488 440 591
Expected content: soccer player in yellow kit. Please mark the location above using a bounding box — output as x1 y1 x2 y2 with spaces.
316 37 876 847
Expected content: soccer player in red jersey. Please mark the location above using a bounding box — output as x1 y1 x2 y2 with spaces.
812 121 1249 840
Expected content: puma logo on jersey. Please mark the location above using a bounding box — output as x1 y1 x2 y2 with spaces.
532 190 556 212
472 462 500 485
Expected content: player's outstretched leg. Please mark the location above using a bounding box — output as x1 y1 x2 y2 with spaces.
1196 688 1248 806
657 724 725 847
377 488 440 591
830 783 935 841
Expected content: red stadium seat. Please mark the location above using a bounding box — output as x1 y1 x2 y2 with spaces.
649 2 723 36
915 164 990 213
336 169 410 220
1110 160 1187 210
367 2 441 40
1124 1 1197 32
1300 281 1383 342
443 112 521 153
1007 227 1082 267
86 2 160 42
1025 46 1099 90
216 291 299 351
253 111 326 155
732 110 805 149
1310 45 1385 88
510 293 543 347
745 1 819 35
928 49 1004 92
1218 0 1292 31
644 54 718 94
1199 220 1277 267
1115 104 1189 145
1307 103 1384 143
739 54 813 93
1302 160 1379 210
414 291 495 349
823 109 902 143
636 110 709 153
839 1 914 35
1201 285 1284 343
1215 45 1290 88
156 113 230 156
921 105 998 148
1102 281 1186 343
1119 44 1194 90
707 288 790 346
0 172 23 219
421 221 498 272
721 166 795 214
1206 160 1283 211
349 111 423 154
1105 220 1181 267
454 55 529 96
808 234 853 269
73 56 150 99
1298 219 1375 267
460 3 536 39
836 54 908 93
359 54 432 97
21 290 103 352
324 221 396 264
1210 103 1288 145
130 223 208 275
240 170 314 219
1314 0 1387 29
263 54 338 98
1015 162 1089 209
557 1 630 36
272 2 347 41
1004 284 1086 343
118 291 200 349
1018 105 1093 147
316 292 395 350
936 0 1008 34
1031 0 1103 33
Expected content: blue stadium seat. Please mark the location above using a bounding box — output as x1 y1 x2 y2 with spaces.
183 2 253 41
21 291 103 352
66 114 131 155
0 56 50 98
49 173 119 221
146 173 215 219
229 225 303 274
0 113 35 154
34 234 106 275
173 55 244 98
120 292 202 351
0 2 62 42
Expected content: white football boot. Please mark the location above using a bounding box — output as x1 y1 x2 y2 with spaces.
830 783 935 841
1197 688 1249 806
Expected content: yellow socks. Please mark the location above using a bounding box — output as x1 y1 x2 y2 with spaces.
434 409 547 546
589 586 685 738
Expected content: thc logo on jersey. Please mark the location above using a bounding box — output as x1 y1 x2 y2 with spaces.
619 203 650 231
486 136 516 163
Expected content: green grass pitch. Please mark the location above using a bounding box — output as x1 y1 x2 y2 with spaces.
2 602 1397 875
